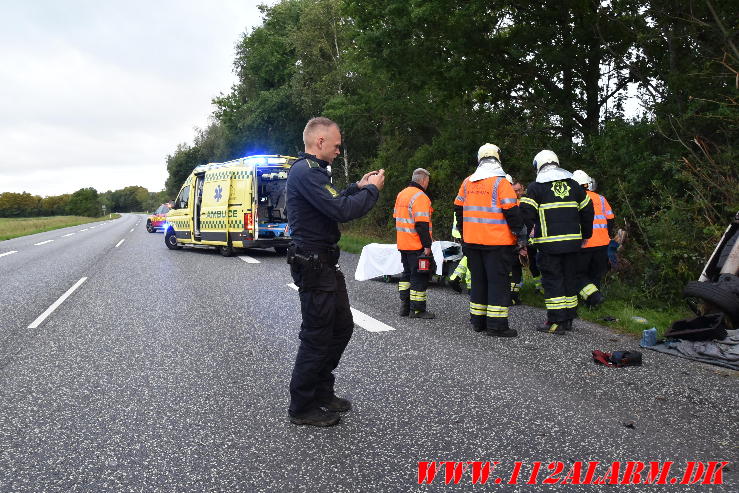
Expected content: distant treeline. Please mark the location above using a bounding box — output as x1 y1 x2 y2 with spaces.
164 0 738 303
0 186 170 218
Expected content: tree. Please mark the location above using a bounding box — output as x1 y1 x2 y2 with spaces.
66 188 101 217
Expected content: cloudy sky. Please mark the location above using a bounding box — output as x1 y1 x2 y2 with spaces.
0 1 270 197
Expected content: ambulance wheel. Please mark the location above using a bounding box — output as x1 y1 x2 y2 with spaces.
146 220 155 233
219 245 234 257
274 246 288 255
165 229 181 250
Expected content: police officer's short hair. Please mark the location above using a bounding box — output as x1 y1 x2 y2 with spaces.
303 117 339 146
412 168 430 183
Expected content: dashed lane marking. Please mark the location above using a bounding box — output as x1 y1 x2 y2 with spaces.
130 228 134 232
285 283 395 332
80 228 88 232
62 233 75 237
34 240 54 246
0 251 18 258
115 239 125 248
239 256 260 264
28 277 88 329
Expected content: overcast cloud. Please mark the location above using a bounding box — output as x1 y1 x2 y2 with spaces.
0 1 269 196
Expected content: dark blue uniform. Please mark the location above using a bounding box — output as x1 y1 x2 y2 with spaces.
286 152 379 416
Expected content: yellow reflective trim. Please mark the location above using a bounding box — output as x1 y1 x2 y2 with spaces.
520 197 539 209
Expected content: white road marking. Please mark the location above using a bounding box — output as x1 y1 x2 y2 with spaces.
115 239 125 248
0 250 18 258
239 256 260 264
130 228 134 232
28 277 88 329
62 233 75 237
285 283 395 332
80 228 88 232
89 226 95 229
34 240 54 246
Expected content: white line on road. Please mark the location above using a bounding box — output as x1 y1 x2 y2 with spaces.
129 228 134 232
80 228 88 232
0 250 18 258
115 239 125 248
62 233 75 237
34 240 54 246
239 256 260 264
89 226 95 229
28 277 88 329
285 283 395 332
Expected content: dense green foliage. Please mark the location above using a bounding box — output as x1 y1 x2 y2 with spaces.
164 0 737 304
0 187 170 218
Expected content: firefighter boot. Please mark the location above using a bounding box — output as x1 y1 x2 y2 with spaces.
536 320 569 335
399 301 410 317
410 310 436 319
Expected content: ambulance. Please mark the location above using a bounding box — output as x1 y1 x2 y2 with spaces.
164 154 298 256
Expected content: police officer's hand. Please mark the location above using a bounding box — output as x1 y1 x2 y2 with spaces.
367 169 385 190
357 170 378 189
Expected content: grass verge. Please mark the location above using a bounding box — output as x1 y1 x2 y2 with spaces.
0 215 122 241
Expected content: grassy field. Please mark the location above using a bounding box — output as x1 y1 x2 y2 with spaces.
338 225 691 337
0 215 122 241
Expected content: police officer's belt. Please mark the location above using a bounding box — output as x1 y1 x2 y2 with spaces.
287 244 339 265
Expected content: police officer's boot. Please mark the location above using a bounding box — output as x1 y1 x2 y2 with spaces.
289 408 341 427
399 301 410 317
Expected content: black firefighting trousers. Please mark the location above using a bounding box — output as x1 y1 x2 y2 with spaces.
465 245 514 330
289 260 353 416
538 250 579 323
399 249 431 312
576 246 609 301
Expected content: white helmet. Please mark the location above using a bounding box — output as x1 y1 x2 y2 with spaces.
478 143 501 162
572 170 591 188
532 150 559 172
505 174 513 184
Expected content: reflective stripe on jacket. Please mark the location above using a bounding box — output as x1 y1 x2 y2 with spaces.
583 190 614 248
454 176 517 246
394 186 433 250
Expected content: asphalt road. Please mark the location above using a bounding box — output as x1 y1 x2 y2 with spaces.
0 213 736 492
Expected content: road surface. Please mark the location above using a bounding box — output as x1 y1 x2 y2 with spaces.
0 214 736 491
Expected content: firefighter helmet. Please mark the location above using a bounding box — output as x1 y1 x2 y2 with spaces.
532 150 559 172
573 170 591 188
478 143 501 162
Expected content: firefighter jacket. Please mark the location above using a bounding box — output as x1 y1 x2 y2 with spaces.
394 182 433 251
453 176 523 247
583 190 615 248
520 178 594 254
287 152 379 250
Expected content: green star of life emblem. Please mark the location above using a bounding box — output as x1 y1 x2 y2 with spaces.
551 181 571 199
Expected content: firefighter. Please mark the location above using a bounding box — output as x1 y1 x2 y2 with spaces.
448 215 471 293
454 144 526 337
520 150 594 335
286 117 385 427
507 176 526 305
394 168 435 319
572 170 615 307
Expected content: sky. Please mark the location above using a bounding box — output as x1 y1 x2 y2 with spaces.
0 1 270 197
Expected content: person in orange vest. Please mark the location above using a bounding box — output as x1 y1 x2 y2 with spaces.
572 170 615 307
394 168 435 319
454 144 526 337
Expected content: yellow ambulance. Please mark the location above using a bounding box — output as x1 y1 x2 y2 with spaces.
164 154 298 256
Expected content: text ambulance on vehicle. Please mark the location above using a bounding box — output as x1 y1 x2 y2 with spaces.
165 154 298 256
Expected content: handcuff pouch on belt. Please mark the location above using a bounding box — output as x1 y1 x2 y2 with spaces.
286 244 337 269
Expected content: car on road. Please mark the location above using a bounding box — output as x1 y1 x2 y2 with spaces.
165 154 297 256
146 204 171 233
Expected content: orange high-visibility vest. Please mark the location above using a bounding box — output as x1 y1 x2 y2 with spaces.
454 176 517 246
583 190 614 248
394 186 433 250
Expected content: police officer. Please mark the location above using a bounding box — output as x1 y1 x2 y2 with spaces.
572 170 615 307
394 168 434 319
520 150 594 335
286 117 385 427
454 144 526 337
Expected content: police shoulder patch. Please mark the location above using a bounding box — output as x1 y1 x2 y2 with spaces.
551 180 571 199
324 184 339 197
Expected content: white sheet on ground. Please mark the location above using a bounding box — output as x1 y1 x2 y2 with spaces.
354 241 458 281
